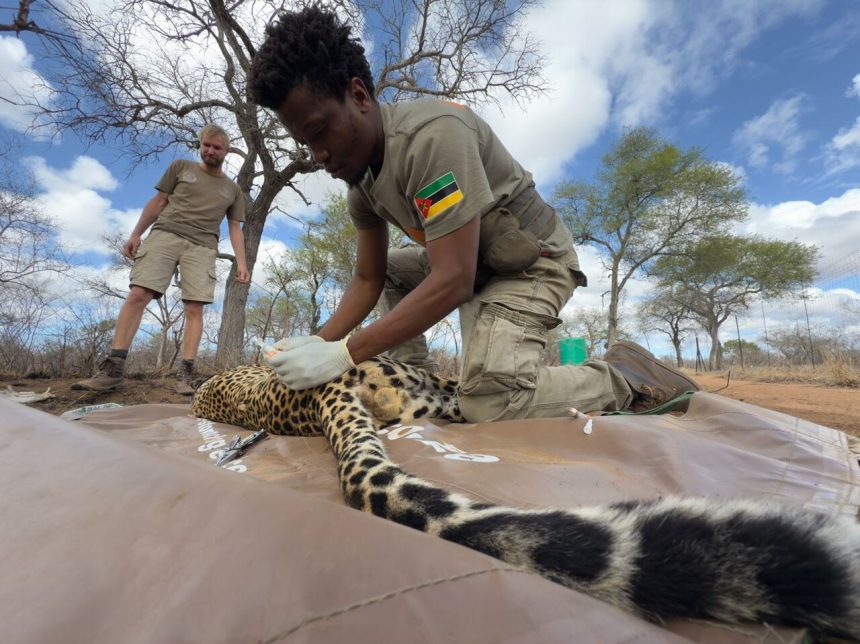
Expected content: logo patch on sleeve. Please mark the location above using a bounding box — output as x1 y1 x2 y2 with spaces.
413 171 463 220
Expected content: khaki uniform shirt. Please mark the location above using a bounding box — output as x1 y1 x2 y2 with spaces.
152 159 245 250
348 99 534 245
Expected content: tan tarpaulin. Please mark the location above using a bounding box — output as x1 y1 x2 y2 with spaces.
2 392 858 643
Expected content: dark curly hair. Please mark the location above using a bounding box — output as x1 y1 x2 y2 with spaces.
249 6 375 109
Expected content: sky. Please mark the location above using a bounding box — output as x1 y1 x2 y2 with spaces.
1 0 858 358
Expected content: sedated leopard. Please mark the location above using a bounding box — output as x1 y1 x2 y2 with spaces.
191 356 860 639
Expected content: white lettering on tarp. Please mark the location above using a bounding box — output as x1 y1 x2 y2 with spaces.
196 419 226 451
379 424 498 463
194 418 248 473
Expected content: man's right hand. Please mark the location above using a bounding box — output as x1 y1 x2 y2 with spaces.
123 234 142 259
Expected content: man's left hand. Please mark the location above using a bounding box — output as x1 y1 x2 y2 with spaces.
266 338 356 390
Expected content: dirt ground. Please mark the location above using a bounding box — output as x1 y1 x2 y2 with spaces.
693 371 859 436
3 370 858 436
2 374 194 416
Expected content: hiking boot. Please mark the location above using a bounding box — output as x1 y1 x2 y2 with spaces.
604 341 699 412
175 361 196 396
71 357 125 391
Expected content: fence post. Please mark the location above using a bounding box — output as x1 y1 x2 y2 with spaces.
695 336 705 372
802 285 815 370
760 300 770 367
734 315 745 369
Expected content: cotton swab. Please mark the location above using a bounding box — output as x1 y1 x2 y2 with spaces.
568 407 593 434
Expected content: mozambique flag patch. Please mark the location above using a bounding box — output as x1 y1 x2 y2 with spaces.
414 171 463 220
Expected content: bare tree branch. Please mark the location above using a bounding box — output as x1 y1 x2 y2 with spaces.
30 0 546 367
0 0 73 43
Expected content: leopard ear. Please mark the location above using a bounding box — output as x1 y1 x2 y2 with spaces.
371 387 403 422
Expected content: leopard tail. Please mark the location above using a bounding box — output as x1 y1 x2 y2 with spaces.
319 395 860 640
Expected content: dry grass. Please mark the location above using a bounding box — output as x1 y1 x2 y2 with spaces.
700 358 859 388
823 352 860 387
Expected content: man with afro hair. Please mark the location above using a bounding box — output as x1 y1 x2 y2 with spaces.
248 6 698 421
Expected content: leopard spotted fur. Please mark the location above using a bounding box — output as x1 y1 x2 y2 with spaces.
192 357 860 639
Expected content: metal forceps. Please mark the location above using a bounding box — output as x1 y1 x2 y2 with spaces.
216 429 268 467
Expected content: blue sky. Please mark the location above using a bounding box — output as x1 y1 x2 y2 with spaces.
0 0 858 356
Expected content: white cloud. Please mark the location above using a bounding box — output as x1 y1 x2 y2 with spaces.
831 117 860 150
687 107 716 127
479 0 822 188
742 188 860 265
0 36 53 134
665 0 824 93
26 151 305 280
33 155 119 192
848 73 860 98
27 155 139 254
223 235 290 296
787 10 860 63
268 171 346 232
732 95 809 174
561 245 612 317
825 116 860 175
479 0 664 185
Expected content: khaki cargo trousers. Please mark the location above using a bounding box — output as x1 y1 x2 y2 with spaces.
380 217 632 423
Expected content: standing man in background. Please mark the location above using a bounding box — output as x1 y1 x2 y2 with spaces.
74 123 249 395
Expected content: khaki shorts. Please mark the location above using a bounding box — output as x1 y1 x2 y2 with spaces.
129 229 217 303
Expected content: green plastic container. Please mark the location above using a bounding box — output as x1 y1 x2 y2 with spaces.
559 337 588 365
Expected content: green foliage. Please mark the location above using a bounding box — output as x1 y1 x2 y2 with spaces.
552 126 748 345
259 193 407 338
653 235 818 304
723 339 762 359
651 234 818 368
305 194 359 291
555 127 747 260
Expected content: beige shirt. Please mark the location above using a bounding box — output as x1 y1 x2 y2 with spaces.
152 159 245 250
348 99 534 245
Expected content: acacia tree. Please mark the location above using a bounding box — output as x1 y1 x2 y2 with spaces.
552 127 748 347
722 339 764 367
651 234 818 370
31 0 546 367
259 193 399 339
562 308 612 357
300 192 407 321
637 289 697 367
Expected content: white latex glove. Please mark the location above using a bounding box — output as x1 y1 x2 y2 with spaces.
266 338 356 390
272 335 324 351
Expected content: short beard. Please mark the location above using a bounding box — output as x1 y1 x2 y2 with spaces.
202 154 222 168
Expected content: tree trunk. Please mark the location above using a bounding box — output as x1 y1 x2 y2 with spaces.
708 323 722 370
673 339 683 368
606 266 620 347
215 188 274 369
156 330 166 370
